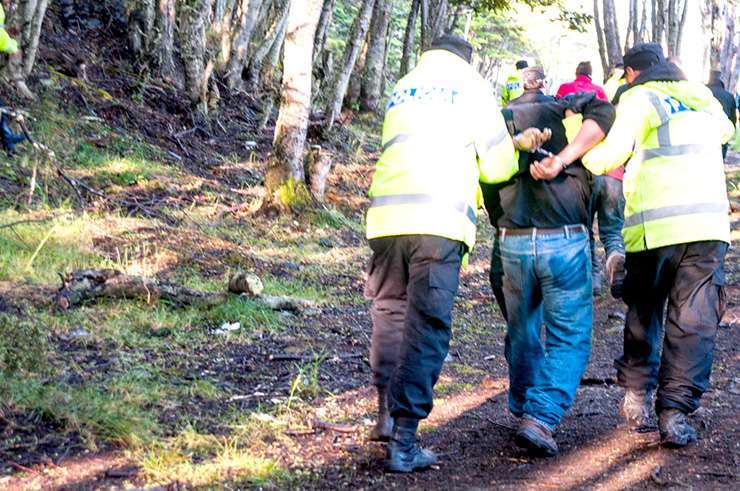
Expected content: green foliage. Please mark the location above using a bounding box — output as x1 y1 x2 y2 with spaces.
466 8 532 62
0 314 49 376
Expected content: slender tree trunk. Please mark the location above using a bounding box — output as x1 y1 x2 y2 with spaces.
346 40 368 108
638 0 647 44
729 42 740 92
323 0 376 127
719 2 736 86
213 0 238 71
420 0 448 50
179 0 215 114
226 0 264 89
360 0 392 112
593 0 609 77
399 0 420 77
128 0 157 61
666 0 688 58
603 0 622 71
156 0 180 85
245 0 291 90
260 10 288 88
263 0 324 211
2 0 50 99
652 0 666 45
313 0 335 62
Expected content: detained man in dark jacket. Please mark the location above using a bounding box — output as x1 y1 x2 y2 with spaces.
706 70 736 159
481 67 616 457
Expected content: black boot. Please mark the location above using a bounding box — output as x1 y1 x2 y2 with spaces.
384 417 437 473
659 409 697 448
368 386 393 442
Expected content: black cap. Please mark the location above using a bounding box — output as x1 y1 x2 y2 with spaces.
515 60 529 70
429 35 473 63
623 43 665 71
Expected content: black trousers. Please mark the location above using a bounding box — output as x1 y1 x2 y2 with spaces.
616 240 727 414
489 234 508 321
365 235 464 419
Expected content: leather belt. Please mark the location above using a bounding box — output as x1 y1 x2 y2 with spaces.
498 224 587 238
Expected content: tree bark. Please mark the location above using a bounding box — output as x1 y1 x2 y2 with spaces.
420 0 448 51
399 0 420 77
603 0 622 71
179 0 215 113
313 0 335 62
719 1 736 86
262 0 324 211
360 0 393 112
213 0 238 71
226 0 264 89
2 0 50 98
593 0 609 77
156 0 180 85
323 0 376 128
245 0 291 90
666 0 688 58
128 0 157 61
652 0 666 45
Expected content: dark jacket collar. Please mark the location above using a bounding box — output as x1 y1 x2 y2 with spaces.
630 62 686 88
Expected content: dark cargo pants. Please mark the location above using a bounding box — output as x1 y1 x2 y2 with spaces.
616 240 727 414
365 235 464 420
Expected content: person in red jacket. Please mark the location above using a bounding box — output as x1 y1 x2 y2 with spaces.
557 61 626 298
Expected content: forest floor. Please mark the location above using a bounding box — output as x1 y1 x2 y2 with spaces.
0 17 739 488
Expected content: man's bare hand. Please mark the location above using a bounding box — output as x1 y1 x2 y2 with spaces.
530 156 564 181
514 127 552 151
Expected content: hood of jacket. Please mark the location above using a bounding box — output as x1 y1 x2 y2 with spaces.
628 62 717 111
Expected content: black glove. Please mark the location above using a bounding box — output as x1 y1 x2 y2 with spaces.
561 91 596 114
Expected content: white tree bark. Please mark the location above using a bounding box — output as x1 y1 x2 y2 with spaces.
263 0 324 209
156 0 180 85
245 0 291 90
179 0 215 113
226 0 264 89
324 0 376 127
361 0 393 112
3 0 49 98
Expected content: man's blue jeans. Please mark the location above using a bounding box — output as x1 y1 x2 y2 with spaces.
500 227 593 430
590 175 626 273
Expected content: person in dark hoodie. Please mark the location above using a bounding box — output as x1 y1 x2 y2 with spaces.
481 66 616 457
531 43 733 449
706 69 736 159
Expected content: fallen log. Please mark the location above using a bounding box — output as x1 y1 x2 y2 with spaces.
55 269 315 314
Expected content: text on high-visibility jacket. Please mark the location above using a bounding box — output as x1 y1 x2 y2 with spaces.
366 49 519 250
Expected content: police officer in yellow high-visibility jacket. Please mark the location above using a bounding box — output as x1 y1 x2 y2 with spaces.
531 43 733 449
365 35 547 473
0 5 18 54
500 60 528 107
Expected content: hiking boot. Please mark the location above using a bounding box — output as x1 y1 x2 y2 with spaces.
514 416 558 457
619 389 653 429
384 417 437 473
368 386 393 442
606 252 626 299
659 409 697 448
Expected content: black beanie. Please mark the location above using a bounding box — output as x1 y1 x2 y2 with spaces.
429 34 473 64
515 60 529 70
624 43 665 71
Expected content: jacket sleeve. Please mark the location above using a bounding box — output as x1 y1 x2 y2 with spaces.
474 84 519 185
707 95 736 144
0 29 18 54
582 92 649 175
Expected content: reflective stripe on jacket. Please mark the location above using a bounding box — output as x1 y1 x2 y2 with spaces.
0 6 18 55
366 49 518 249
582 80 733 252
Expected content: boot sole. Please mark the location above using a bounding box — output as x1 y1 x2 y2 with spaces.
383 461 436 473
514 432 558 457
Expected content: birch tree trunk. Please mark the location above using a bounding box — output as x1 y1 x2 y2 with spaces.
313 0 335 62
420 0 448 51
156 0 180 85
652 0 666 45
323 0 376 128
245 0 291 90
179 0 215 114
399 0 420 77
128 0 157 61
719 2 736 86
361 0 393 112
213 0 238 71
262 0 324 211
226 0 263 89
603 0 622 71
666 0 688 58
593 0 608 77
2 0 50 99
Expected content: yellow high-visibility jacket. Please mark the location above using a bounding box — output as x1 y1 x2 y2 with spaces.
0 6 18 55
366 49 519 250
500 70 524 107
604 70 625 102
582 80 733 252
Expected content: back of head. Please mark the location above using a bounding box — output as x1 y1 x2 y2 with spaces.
521 66 546 90
708 69 723 86
429 34 473 64
515 60 529 70
623 42 665 71
575 61 592 78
